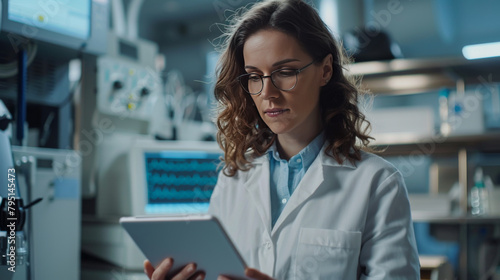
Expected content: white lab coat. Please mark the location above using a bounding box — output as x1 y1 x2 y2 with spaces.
208 144 420 280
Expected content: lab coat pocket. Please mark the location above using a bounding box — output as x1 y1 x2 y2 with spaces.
293 228 361 280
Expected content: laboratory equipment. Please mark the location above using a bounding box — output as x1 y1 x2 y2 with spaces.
483 83 500 130
470 167 489 216
1 0 109 148
96 32 162 131
11 146 81 280
0 99 21 280
1 100 79 279
0 0 109 148
100 139 221 217
78 30 165 199
447 89 485 136
365 106 434 144
163 70 217 141
77 20 169 279
0 0 109 55
79 25 219 275
439 88 451 135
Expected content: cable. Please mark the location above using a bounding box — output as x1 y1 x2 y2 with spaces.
0 41 38 79
39 112 55 147
17 48 27 145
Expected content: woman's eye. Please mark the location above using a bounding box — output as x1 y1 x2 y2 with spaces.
276 70 295 77
248 74 261 82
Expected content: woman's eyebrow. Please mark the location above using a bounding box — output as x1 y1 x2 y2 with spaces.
244 58 301 70
272 58 300 67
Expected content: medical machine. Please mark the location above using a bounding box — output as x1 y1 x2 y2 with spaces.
10 146 81 280
0 0 108 55
1 100 80 280
96 32 162 131
0 100 22 280
0 0 109 149
78 30 165 200
79 25 221 277
98 139 222 217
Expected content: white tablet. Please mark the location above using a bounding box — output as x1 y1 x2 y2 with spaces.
120 215 249 279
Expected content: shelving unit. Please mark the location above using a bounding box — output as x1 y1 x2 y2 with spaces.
373 133 500 280
412 214 500 224
372 132 500 155
348 56 500 95
352 56 500 280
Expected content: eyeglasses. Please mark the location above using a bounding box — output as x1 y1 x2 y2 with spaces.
237 60 315 95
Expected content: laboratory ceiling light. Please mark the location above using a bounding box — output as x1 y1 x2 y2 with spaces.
462 41 500 60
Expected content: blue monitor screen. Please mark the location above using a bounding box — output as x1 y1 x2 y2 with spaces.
8 0 91 40
144 151 221 214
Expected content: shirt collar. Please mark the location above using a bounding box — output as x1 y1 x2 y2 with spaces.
267 131 325 170
255 139 357 169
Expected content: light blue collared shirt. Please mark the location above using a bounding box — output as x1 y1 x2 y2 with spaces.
268 132 325 227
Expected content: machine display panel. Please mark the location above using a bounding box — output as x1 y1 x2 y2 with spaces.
143 150 221 214
8 0 91 40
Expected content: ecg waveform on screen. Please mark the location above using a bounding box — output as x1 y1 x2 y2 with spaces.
145 156 220 204
149 187 213 200
147 173 217 186
147 159 218 172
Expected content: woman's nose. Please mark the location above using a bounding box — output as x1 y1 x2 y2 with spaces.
260 77 279 99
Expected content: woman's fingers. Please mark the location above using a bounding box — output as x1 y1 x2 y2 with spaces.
151 257 174 280
144 257 203 280
144 260 155 279
144 258 205 280
171 262 198 280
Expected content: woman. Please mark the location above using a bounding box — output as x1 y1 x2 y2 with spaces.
145 0 420 279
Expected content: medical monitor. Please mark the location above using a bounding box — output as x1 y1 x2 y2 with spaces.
0 0 108 54
128 140 222 216
8 0 90 40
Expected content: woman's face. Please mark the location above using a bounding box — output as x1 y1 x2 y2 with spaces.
242 29 331 142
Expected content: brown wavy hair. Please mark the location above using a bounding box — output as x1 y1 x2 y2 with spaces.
214 0 373 176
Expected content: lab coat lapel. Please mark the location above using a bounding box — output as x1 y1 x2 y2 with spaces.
271 153 325 236
245 156 273 234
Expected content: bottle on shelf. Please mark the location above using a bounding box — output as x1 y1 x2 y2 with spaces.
439 88 451 136
470 167 490 216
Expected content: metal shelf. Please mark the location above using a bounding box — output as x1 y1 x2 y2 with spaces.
347 56 500 94
370 132 500 156
412 213 500 224
350 56 500 280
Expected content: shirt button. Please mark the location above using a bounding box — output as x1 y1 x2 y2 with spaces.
281 198 287 204
296 158 302 163
265 241 272 249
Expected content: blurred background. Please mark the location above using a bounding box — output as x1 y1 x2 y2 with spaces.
0 0 499 279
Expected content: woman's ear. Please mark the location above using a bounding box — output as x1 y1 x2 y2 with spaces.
321 54 333 85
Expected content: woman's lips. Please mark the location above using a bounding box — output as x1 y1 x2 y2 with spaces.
265 109 289 117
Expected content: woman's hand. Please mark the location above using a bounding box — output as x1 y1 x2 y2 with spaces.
217 267 275 280
144 258 205 280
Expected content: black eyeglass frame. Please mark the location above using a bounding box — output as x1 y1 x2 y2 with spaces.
236 60 316 95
